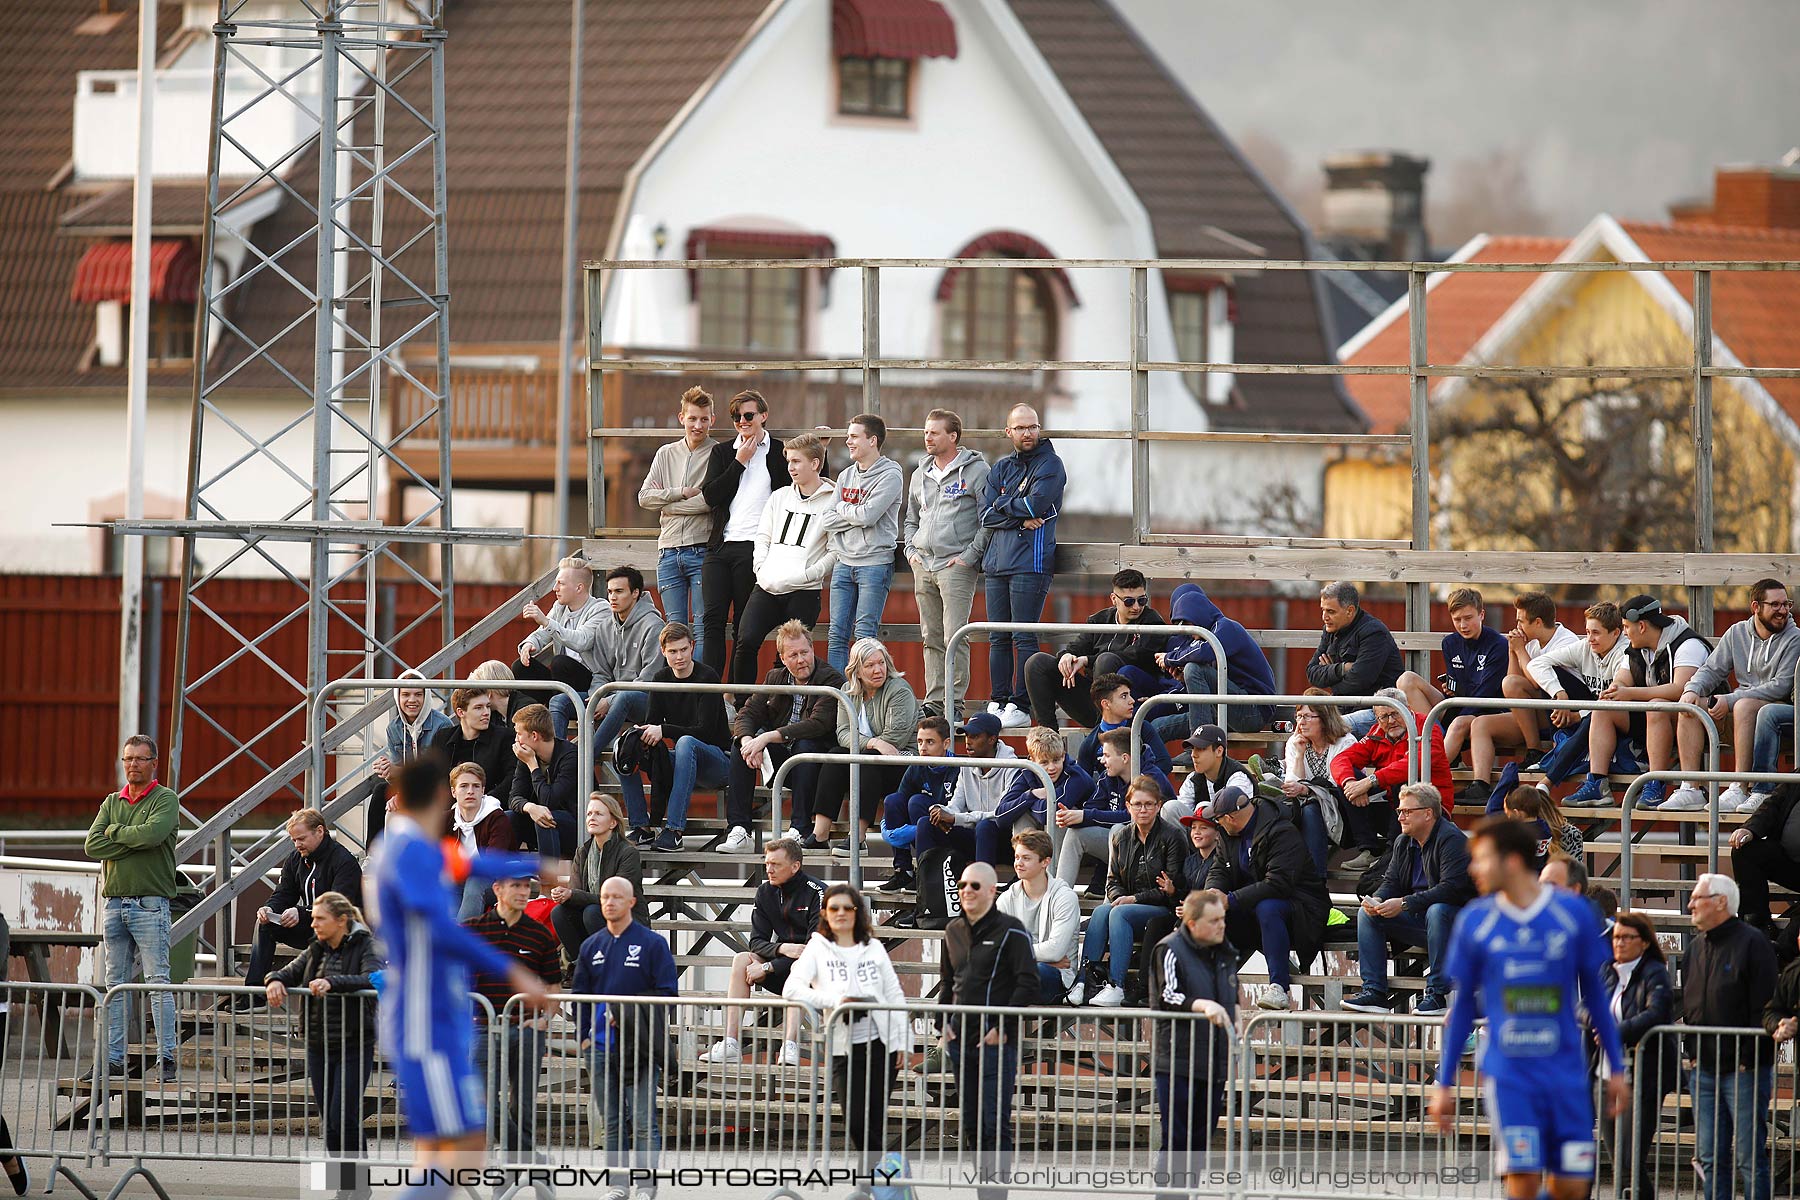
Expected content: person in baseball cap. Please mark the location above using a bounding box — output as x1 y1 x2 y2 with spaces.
1612 593 1711 812
956 711 1002 738
1163 724 1254 828
1204 777 1254 822
1183 724 1226 752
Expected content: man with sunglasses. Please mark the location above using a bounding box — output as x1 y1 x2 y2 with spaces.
1680 578 1800 814
1024 568 1166 728
699 389 791 681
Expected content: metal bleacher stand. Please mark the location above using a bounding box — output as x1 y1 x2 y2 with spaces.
1619 769 1800 908
939 620 1221 724
1129 691 1418 782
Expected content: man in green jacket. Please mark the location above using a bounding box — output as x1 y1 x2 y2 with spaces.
83 735 181 1083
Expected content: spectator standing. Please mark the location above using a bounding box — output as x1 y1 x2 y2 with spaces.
1468 591 1583 791
430 688 514 803
732 433 838 687
244 808 363 989
873 716 960 892
940 862 1039 1200
915 713 1022 868
549 793 641 963
1073 672 1174 780
1342 783 1474 1016
1164 724 1254 829
619 623 729 853
1395 588 1509 804
513 555 610 737
1727 781 1800 936
809 638 919 852
1682 873 1779 1200
449 763 518 920
995 829 1080 1002
701 840 821 1066
979 405 1065 730
1058 729 1174 888
590 565 669 775
1530 602 1636 802
1680 578 1800 813
904 408 991 718
1147 889 1237 1200
728 620 845 852
83 736 180 1083
466 874 561 1153
507 703 580 863
1305 582 1405 736
1025 570 1167 728
638 386 718 653
1277 694 1357 874
1085 777 1188 1008
1152 583 1277 739
572 878 679 1199
1594 911 1676 1200
700 389 790 680
1204 780 1331 1012
821 413 906 671
784 883 911 1174
265 891 383 1155
369 669 452 840
1328 691 1451 872
1605 596 1710 811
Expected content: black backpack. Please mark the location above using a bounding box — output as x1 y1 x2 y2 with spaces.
913 845 971 930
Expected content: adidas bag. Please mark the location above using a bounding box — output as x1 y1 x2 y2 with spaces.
913 845 971 930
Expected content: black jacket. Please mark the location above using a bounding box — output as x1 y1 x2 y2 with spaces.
567 834 643 910
749 870 824 962
646 662 730 751
1681 916 1779 1071
1765 955 1800 1038
268 924 384 1050
1743 781 1800 850
702 436 791 549
1305 608 1405 696
508 737 579 820
940 905 1039 1035
1148 924 1238 1082
1067 607 1169 675
1588 956 1677 1091
267 835 363 916
1107 819 1189 909
1205 799 1331 962
1374 815 1476 914
733 660 846 745
430 719 514 798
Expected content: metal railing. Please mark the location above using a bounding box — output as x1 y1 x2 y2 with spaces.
941 621 1219 725
0 981 105 1192
1129 692 1419 783
1630 1024 1796 1200
1417 695 1723 792
1618 770 1800 906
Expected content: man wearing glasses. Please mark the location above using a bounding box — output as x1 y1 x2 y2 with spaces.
1328 686 1453 872
1023 568 1166 729
699 389 791 680
1680 578 1800 814
83 736 182 1084
978 404 1065 730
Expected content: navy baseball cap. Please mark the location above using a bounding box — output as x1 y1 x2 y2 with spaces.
957 712 1003 737
1184 723 1227 751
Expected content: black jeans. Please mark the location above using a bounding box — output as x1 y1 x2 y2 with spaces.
725 737 831 832
1731 836 1800 927
814 749 907 827
732 588 822 689
832 1038 897 1159
306 1040 375 1154
244 918 315 987
701 540 757 681
510 805 578 859
1023 650 1134 727
551 900 605 962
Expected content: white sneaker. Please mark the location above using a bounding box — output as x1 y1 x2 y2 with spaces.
1090 984 1126 1008
700 1038 741 1064
1065 980 1085 1007
1741 789 1771 814
783 827 805 844
986 701 1006 717
1662 783 1706 811
777 1040 801 1066
999 703 1031 729
719 826 753 853
1254 984 1292 1011
1718 783 1750 812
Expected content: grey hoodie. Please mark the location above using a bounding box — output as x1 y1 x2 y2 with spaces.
820 454 905 567
520 593 611 673
946 741 1022 823
595 592 667 685
1687 615 1800 703
903 446 991 571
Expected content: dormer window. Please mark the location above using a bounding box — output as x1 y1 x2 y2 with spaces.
71 238 202 367
831 0 956 120
838 57 911 118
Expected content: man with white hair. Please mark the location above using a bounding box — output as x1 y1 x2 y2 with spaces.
1683 872 1779 1200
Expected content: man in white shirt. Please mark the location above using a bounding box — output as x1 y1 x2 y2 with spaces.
1594 595 1711 811
1468 590 1583 783
1521 601 1634 792
698 389 790 681
995 828 1080 1003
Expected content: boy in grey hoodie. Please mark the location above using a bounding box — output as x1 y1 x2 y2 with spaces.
904 408 990 715
1680 577 1800 811
820 413 905 671
590 565 668 765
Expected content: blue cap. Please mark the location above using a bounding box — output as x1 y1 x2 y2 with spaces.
957 712 1003 737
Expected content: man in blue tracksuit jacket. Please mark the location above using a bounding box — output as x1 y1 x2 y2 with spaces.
1151 583 1277 739
978 407 1066 726
877 717 960 891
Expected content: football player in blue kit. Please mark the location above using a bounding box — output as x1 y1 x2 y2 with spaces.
1429 817 1628 1200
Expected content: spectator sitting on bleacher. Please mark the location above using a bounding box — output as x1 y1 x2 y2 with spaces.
1329 689 1451 872
1395 588 1508 806
620 622 730 853
1603 595 1711 812
1278 691 1356 874
466 873 561 1153
1128 813 1227 1007
730 619 844 854
1470 591 1581 803
513 554 610 738
1768 949 1800 1044
1083 776 1187 1008
875 716 960 893
549 793 642 966
1056 728 1174 889
1540 850 1606 931
1681 577 1800 814
590 566 669 774
449 763 516 919
1074 672 1174 780
430 688 514 807
244 807 363 990
508 702 580 865
1504 784 1584 870
1525 601 1635 799
1150 582 1277 741
1728 781 1800 943
914 712 1021 868
996 829 1081 1003
1343 782 1473 1017
808 637 920 853
1163 724 1252 830
1306 581 1405 737
989 727 1094 866
370 669 453 840
701 838 821 1067
1205 779 1330 1012
1025 569 1168 728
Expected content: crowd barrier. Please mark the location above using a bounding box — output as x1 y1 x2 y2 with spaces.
0 981 104 1197
1629 1025 1798 1200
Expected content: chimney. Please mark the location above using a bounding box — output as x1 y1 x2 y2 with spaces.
1322 151 1431 262
1671 155 1800 230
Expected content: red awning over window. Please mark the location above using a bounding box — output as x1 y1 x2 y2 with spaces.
70 238 201 304
833 0 958 61
935 230 1078 308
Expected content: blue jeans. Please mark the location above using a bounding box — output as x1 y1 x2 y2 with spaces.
1356 902 1457 995
1224 897 1295 988
985 572 1051 708
1751 703 1791 775
593 689 650 765
1034 962 1067 1004
1693 1064 1773 1200
1150 662 1273 741
103 895 178 1065
621 735 730 831
828 562 895 671
1346 709 1378 738
594 1053 662 1176
881 793 935 873
457 877 493 921
1294 802 1329 875
657 545 707 662
1081 902 1165 987
473 1022 548 1152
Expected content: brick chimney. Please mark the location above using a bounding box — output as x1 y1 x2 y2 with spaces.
1322 151 1431 262
1671 156 1800 230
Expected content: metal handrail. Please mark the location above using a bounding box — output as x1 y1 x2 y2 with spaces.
1128 692 1419 784
942 620 1221 726
769 752 1054 889
1418 695 1723 787
1617 769 1800 907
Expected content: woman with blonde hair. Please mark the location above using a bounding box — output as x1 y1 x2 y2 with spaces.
806 638 919 853
549 792 643 960
1279 687 1356 872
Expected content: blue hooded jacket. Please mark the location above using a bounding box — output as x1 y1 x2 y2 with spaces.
979 438 1065 577
993 757 1094 827
1163 583 1276 696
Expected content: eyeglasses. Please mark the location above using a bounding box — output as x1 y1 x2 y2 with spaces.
732 410 762 424
825 904 858 914
1396 807 1427 817
120 755 155 763
1008 424 1041 433
1115 595 1149 608
1691 892 1719 903
956 881 986 891
1759 600 1794 610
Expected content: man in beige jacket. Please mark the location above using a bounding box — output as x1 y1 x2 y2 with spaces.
638 386 717 661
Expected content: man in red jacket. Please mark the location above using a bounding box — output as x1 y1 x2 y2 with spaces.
1329 687 1450 870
